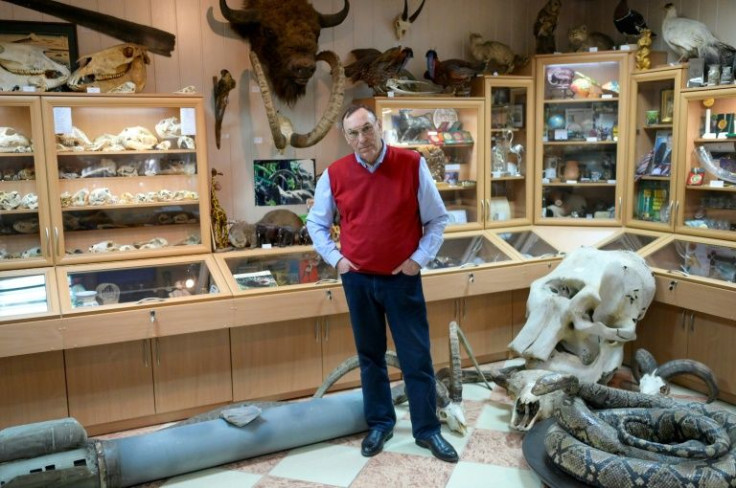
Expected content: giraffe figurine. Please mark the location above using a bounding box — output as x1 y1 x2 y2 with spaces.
210 168 229 249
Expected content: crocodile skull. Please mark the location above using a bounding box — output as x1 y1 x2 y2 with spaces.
0 127 32 153
506 247 655 429
68 43 150 93
0 42 70 92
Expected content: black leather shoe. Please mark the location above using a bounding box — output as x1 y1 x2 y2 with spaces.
416 433 459 463
361 429 393 457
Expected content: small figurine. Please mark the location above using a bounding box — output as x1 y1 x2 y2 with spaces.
636 29 653 70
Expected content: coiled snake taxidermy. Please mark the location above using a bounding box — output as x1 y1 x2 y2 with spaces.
533 373 736 488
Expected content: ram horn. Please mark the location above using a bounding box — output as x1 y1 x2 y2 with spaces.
219 0 259 25
250 49 345 151
654 359 720 403
632 348 658 382
317 0 350 28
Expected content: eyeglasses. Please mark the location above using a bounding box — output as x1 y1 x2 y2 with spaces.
345 123 376 141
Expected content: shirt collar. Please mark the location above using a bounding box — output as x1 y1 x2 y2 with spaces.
354 142 387 172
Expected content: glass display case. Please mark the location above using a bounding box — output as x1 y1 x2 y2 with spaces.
367 97 485 231
491 227 562 260
423 231 514 271
642 235 736 288
595 229 666 253
535 52 630 225
678 86 736 240
41 94 212 264
0 267 59 321
626 66 685 230
215 246 338 294
56 255 228 313
472 76 534 227
0 95 52 270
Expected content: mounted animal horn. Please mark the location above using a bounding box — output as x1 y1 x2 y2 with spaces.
654 359 719 403
318 0 350 28
394 0 426 39
218 0 259 25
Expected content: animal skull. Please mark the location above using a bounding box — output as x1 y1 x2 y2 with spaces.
394 0 426 40
68 43 150 93
505 247 655 429
0 42 70 92
0 190 21 210
0 127 32 153
89 187 113 206
155 117 181 140
118 126 158 150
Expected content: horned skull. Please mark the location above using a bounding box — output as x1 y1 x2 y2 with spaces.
0 42 70 92
505 247 655 430
394 0 426 40
68 43 150 93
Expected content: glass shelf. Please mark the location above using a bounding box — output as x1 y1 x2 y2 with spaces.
643 236 736 288
423 232 514 271
492 229 561 259
0 267 59 320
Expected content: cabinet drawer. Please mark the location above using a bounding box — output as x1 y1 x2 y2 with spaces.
0 318 63 358
62 299 233 349
232 286 347 326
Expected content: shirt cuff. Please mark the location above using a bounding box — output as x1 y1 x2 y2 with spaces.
326 249 344 268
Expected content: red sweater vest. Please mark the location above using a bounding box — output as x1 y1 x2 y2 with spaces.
329 146 422 274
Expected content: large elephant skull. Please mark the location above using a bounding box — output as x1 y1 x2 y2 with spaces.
68 43 150 93
505 247 655 430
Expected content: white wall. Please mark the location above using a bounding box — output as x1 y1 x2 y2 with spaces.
2 0 732 222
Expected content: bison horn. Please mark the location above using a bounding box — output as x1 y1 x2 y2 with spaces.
654 359 720 403
219 0 259 25
317 0 350 28
250 49 345 151
632 348 658 382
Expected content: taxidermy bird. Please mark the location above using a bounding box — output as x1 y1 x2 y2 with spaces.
534 0 562 54
424 49 483 96
614 0 655 42
662 3 736 66
213 69 236 149
344 46 414 95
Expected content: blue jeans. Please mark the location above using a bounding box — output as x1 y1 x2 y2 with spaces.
340 271 440 440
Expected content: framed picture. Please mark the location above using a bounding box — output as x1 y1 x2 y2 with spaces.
510 104 525 128
0 20 80 71
660 89 675 123
254 158 316 207
651 130 673 175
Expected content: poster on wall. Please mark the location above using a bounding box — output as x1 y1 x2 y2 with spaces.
254 159 316 206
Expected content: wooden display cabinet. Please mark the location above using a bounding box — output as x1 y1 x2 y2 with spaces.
677 86 736 240
472 75 535 227
534 52 630 225
626 66 685 230
364 97 485 231
0 95 53 270
40 94 212 265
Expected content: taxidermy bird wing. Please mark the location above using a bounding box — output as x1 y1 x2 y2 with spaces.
613 0 655 38
344 48 382 81
213 69 236 149
662 3 735 65
424 49 482 90
344 47 414 94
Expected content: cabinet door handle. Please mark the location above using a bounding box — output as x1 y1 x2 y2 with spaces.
617 197 622 219
462 298 467 320
54 227 60 257
667 200 674 224
154 338 161 366
323 318 329 342
314 321 320 342
480 199 486 221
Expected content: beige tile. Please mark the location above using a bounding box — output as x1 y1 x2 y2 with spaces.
158 467 261 487
269 443 368 487
446 462 542 488
350 451 455 488
228 451 289 475
475 402 514 432
254 476 339 488
462 429 528 469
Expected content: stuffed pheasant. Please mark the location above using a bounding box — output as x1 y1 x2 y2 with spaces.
662 3 736 66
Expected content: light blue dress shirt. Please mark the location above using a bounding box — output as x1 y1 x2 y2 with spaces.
306 143 449 269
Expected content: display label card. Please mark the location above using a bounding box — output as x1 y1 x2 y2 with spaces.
586 137 598 142
601 94 613 99
86 87 101 93
607 179 617 184
53 107 73 134
588 47 598 52
554 129 567 140
620 44 632 51
261 243 272 249
709 180 725 188
565 180 577 184
21 85 36 92
180 108 197 135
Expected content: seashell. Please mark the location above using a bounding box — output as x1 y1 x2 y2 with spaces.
135 237 168 249
89 240 120 253
89 187 113 206
20 192 38 209
118 126 158 150
177 136 195 149
72 188 89 206
21 246 42 258
0 190 21 210
155 117 181 140
13 218 39 234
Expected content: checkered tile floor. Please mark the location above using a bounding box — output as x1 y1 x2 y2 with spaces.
95 359 734 488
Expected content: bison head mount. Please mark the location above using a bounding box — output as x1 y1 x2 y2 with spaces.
220 0 350 151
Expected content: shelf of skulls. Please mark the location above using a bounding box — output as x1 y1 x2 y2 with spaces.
39 94 212 265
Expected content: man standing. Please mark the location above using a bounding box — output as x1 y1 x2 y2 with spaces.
306 104 457 462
